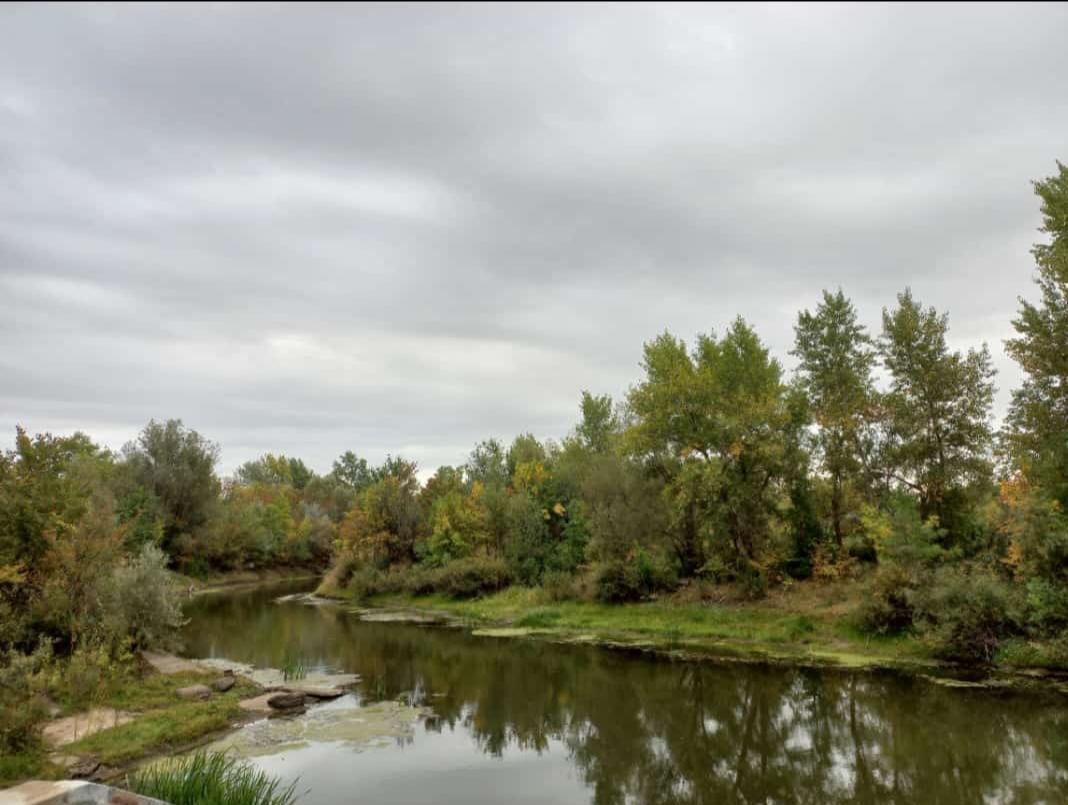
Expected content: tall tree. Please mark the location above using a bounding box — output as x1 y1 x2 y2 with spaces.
1004 162 1068 505
626 319 793 578
331 451 376 492
122 419 220 550
879 290 996 531
793 289 876 544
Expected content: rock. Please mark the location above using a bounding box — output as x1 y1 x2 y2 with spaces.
267 691 306 710
212 676 236 693
268 706 307 719
297 686 345 700
90 764 120 782
176 684 212 701
238 693 276 714
67 759 100 778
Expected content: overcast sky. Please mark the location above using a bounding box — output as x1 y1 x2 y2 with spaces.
2 3 1067 477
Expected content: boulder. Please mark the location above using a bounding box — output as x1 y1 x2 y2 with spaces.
176 684 211 701
67 759 100 778
267 691 305 710
212 676 236 693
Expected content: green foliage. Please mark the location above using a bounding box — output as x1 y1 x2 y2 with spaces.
627 320 795 580
857 564 918 635
879 290 996 536
127 750 298 805
432 556 512 599
122 419 220 550
1004 162 1068 506
793 289 876 544
913 568 1019 663
593 550 677 603
0 642 52 757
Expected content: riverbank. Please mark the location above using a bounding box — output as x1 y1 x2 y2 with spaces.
334 579 1068 682
0 665 259 788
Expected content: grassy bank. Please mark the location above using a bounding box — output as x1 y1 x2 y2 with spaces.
1 666 258 787
332 579 1067 676
349 579 926 670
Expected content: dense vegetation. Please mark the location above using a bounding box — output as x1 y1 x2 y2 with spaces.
0 162 1066 782
319 162 1068 669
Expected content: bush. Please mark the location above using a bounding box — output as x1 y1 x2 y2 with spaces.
914 568 1019 663
1024 578 1068 636
106 545 185 650
0 643 52 757
434 556 511 599
857 564 918 635
541 570 577 602
318 551 358 596
594 551 677 603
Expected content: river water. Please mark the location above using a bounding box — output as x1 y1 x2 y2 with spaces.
181 580 1068 804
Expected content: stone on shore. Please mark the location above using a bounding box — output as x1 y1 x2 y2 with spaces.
212 675 236 692
176 684 212 701
267 691 306 710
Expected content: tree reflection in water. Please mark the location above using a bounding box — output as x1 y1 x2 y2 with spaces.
185 585 1068 804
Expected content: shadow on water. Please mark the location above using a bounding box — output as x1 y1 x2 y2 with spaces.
182 582 1068 804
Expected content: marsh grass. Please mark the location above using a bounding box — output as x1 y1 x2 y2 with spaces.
280 654 307 682
127 750 298 805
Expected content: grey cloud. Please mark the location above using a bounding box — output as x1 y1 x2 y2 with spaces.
2 2 1067 474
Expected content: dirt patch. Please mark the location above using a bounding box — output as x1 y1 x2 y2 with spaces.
140 651 200 675
42 708 134 747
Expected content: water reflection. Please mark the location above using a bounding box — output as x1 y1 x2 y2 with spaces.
183 583 1068 804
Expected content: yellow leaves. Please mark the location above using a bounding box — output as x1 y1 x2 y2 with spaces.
0 563 26 586
552 502 566 517
512 460 548 494
1001 540 1023 581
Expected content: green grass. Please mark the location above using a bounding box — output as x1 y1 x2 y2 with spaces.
127 750 297 805
280 654 307 683
366 584 927 670
65 671 258 765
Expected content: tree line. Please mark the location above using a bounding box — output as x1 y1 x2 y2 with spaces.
2 162 1067 679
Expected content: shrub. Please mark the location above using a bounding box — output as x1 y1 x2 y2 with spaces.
594 551 677 603
318 551 358 596
541 570 577 602
127 750 297 805
857 564 918 635
914 568 1019 663
106 544 185 650
434 556 511 599
0 642 52 757
1024 578 1068 636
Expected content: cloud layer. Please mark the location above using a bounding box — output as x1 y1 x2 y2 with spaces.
3 3 1067 474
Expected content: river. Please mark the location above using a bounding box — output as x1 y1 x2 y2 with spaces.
181 580 1068 804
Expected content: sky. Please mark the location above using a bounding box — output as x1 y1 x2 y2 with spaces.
2 3 1067 478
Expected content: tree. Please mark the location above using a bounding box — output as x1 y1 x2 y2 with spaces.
626 319 793 579
506 434 547 480
235 453 313 489
331 451 376 492
576 391 618 454
1004 162 1068 505
879 290 996 534
465 439 509 490
122 419 220 551
337 460 421 567
793 289 876 544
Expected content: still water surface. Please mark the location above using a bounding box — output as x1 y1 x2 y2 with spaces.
182 581 1068 804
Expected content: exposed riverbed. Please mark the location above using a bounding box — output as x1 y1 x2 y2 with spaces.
180 580 1068 804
